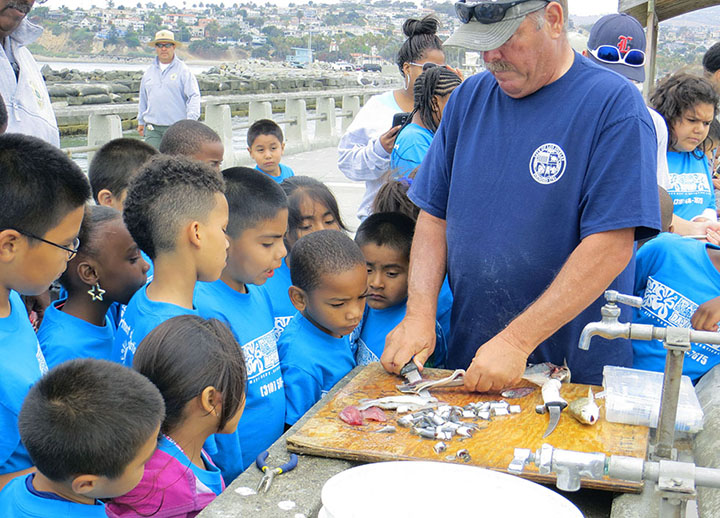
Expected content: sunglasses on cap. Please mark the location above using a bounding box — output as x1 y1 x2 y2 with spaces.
454 0 549 24
589 45 645 67
156 42 174 48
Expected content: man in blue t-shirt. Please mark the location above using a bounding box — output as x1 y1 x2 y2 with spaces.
382 1 661 389
195 167 288 482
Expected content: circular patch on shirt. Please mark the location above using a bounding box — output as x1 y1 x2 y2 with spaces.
529 143 566 185
170 73 178 81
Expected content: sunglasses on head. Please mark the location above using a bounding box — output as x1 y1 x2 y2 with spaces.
410 62 448 71
589 45 645 67
454 0 549 24
156 42 174 49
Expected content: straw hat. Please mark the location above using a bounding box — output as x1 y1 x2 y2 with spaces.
149 29 180 47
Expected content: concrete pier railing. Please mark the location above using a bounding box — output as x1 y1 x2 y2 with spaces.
58 86 390 166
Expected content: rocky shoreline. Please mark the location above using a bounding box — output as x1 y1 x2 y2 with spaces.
44 59 400 107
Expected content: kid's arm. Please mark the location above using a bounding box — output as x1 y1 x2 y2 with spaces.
692 296 720 332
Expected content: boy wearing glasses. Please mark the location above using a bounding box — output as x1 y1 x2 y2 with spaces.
137 30 201 149
0 133 91 490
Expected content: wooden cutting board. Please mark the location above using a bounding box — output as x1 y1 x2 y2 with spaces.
287 363 649 493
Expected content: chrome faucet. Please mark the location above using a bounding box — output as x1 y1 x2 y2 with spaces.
578 290 720 460
578 290 643 350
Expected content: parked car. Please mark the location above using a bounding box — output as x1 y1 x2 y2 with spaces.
332 62 354 71
362 63 382 72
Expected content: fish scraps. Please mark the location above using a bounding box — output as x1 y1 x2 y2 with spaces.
339 405 388 426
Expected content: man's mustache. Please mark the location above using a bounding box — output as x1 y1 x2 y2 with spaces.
485 61 517 73
3 1 31 15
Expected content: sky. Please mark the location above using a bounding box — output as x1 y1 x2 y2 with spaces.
45 0 619 17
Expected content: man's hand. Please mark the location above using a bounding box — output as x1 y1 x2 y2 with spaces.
692 296 720 332
379 125 401 154
381 314 437 374
463 331 528 393
137 124 145 137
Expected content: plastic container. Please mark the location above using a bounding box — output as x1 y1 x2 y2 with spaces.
603 365 704 433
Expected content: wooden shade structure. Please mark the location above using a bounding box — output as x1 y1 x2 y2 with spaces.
619 0 720 97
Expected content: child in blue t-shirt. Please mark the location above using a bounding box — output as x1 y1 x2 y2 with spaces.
108 316 247 517
353 212 447 366
247 119 295 183
650 73 718 225
112 156 229 366
38 206 149 368
391 66 462 178
195 167 288 481
371 175 453 339
159 120 225 171
633 232 720 382
0 359 164 517
0 134 91 488
279 230 366 426
88 137 158 280
264 176 349 335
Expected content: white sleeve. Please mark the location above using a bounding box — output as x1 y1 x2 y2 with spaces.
337 95 396 182
648 107 671 190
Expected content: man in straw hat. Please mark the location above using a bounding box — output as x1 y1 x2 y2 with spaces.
382 1 661 390
137 29 200 148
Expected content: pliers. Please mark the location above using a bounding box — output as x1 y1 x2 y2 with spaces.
255 451 298 493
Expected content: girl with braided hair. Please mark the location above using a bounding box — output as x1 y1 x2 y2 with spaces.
391 65 462 179
337 15 449 221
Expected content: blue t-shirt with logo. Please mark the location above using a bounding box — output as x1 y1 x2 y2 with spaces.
262 257 295 336
355 302 447 368
195 280 285 481
391 123 434 178
667 151 716 221
111 284 198 367
632 232 720 382
408 53 660 385
0 474 106 518
38 300 115 369
255 163 295 184
0 291 49 475
278 312 356 426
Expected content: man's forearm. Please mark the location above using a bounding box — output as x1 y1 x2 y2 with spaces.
406 210 448 320
504 228 635 354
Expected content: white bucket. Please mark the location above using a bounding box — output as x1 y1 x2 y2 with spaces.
319 461 583 518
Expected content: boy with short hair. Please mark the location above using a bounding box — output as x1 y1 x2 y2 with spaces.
247 119 295 183
88 138 158 212
0 134 91 489
353 212 446 366
160 120 225 171
0 359 165 517
195 166 288 481
112 156 229 366
279 230 365 426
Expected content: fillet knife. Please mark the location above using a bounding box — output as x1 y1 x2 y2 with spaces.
540 379 568 438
